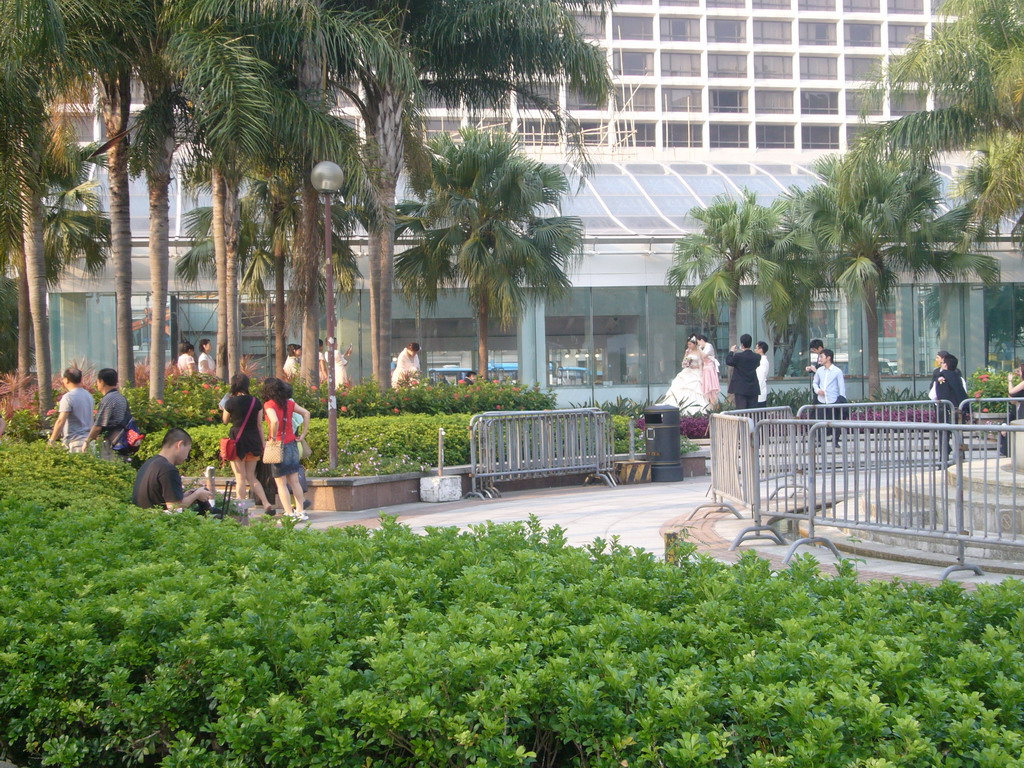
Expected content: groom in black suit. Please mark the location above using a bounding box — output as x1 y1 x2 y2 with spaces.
727 334 762 409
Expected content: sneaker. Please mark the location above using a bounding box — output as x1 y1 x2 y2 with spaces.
288 510 310 522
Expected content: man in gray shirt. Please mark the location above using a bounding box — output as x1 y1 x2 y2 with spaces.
85 368 132 460
47 367 95 452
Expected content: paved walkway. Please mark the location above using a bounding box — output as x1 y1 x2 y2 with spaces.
305 478 1021 589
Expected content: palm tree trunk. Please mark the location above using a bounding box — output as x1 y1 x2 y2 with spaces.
477 300 489 378
17 264 31 376
100 74 134 385
147 139 173 400
22 185 52 412
864 282 881 398
296 179 321 385
274 235 287 378
728 295 739 354
224 175 241 381
366 86 404 390
212 169 228 382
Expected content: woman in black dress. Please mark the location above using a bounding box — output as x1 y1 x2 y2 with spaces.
221 373 273 513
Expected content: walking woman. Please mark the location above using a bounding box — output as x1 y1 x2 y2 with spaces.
221 374 273 514
262 376 311 521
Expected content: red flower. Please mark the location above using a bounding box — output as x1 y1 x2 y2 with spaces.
980 374 991 382
974 391 983 398
202 383 211 389
46 408 56 416
157 399 164 405
341 405 348 413
182 390 189 395
983 408 990 413
311 385 319 391
393 407 400 413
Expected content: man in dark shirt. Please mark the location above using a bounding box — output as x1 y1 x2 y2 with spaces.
726 334 762 410
85 368 132 460
133 428 214 510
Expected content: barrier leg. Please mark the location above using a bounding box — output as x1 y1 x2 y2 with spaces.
782 536 843 565
941 541 984 580
687 501 743 521
730 524 786 549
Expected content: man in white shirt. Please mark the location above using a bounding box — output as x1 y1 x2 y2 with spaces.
813 348 847 445
47 367 94 452
755 341 770 405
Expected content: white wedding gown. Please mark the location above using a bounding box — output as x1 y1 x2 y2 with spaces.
660 354 709 414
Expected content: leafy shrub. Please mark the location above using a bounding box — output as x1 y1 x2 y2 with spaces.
765 387 814 410
0 441 134 509
966 368 1013 412
4 508 1024 767
337 379 556 417
3 408 46 442
635 414 708 444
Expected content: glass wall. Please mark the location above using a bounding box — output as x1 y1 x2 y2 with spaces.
983 284 1024 368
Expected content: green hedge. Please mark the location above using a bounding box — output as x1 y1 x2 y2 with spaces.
137 415 635 477
3 504 1024 767
0 442 134 509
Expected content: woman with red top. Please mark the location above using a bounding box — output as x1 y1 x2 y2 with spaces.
221 373 273 515
262 377 311 521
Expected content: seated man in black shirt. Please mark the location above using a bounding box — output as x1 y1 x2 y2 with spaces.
133 428 214 511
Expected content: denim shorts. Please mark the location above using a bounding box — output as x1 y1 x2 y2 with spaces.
271 441 301 478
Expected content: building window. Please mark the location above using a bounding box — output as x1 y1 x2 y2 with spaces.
802 124 840 148
799 22 837 46
615 86 657 110
801 90 839 114
798 0 834 9
519 120 559 145
613 15 654 40
566 89 607 110
888 0 923 11
660 0 699 6
579 121 608 145
664 122 702 147
799 55 837 79
616 121 656 146
708 54 747 78
661 52 702 77
754 54 793 79
846 90 882 115
845 23 881 46
709 19 746 43
710 88 748 112
706 0 746 7
889 24 925 47
756 124 795 148
846 123 872 146
709 123 748 147
753 0 790 7
753 20 791 44
663 87 702 111
614 50 655 76
754 89 793 113
890 92 926 115
574 14 605 39
846 56 881 80
844 0 879 9
660 17 699 41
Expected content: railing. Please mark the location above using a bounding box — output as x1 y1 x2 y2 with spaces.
466 408 617 499
962 397 1023 423
796 399 956 423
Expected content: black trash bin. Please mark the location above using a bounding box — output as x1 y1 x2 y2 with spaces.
645 404 684 482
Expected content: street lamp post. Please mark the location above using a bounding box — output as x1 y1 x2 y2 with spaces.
311 161 345 469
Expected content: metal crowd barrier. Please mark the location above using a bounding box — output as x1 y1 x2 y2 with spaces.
962 397 1023 424
779 421 1024 578
796 399 955 423
466 408 617 499
688 413 758 522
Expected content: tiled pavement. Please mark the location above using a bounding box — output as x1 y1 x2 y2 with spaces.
305 478 1020 589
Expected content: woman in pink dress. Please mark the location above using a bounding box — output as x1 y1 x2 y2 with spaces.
698 334 721 408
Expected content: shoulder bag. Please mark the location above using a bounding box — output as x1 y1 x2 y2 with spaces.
262 403 285 464
220 396 257 463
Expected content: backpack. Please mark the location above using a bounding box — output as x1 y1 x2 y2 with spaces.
111 417 145 455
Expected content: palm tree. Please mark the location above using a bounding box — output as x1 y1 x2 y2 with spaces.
860 0 1024 234
667 191 796 352
335 0 611 388
799 154 999 397
396 128 582 373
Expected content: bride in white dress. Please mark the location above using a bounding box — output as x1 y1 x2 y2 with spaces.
659 337 709 414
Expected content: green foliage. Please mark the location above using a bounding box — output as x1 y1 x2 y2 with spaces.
0 442 134 509
570 396 650 419
966 369 1013 412
337 379 556 417
5 509 1024 767
765 388 814 410
3 409 46 442
122 374 229 433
